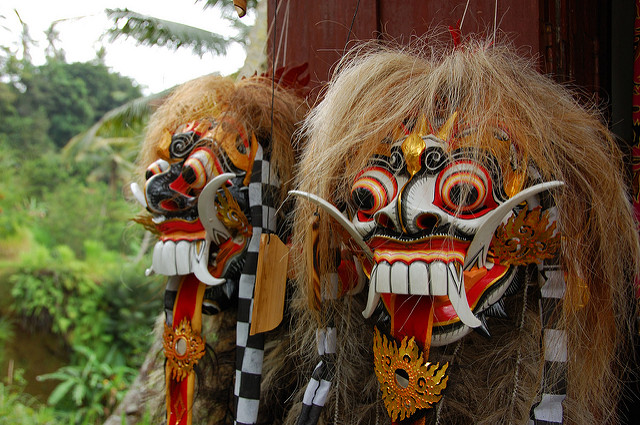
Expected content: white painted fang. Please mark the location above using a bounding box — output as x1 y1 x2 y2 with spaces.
192 240 226 286
447 262 464 296
362 279 381 319
198 173 235 245
446 264 481 328
130 182 147 208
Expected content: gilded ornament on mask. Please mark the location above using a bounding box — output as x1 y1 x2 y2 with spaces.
490 206 560 265
163 318 206 382
373 328 448 421
402 115 430 177
216 186 252 237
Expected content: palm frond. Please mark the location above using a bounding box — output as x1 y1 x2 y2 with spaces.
105 8 230 56
63 89 168 158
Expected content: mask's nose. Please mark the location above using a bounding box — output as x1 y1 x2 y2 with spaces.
414 212 440 232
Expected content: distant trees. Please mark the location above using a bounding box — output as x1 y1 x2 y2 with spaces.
0 15 159 424
0 55 141 151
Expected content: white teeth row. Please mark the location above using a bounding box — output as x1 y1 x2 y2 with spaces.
363 260 481 329
149 239 225 286
371 260 453 296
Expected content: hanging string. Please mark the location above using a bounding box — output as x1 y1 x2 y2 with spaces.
270 0 278 152
266 0 279 237
508 268 532 424
459 0 471 33
493 0 498 46
344 0 361 51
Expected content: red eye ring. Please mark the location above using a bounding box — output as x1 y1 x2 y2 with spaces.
435 161 497 218
440 171 487 212
351 167 398 221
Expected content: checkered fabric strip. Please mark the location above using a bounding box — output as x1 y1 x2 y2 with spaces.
234 145 280 425
530 254 567 425
164 276 181 327
296 327 337 425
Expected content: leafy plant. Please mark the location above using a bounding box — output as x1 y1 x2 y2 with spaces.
0 382 63 425
39 344 137 424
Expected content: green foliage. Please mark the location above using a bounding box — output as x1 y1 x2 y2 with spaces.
8 239 162 424
39 345 137 423
9 241 160 354
0 53 142 150
106 8 230 56
10 244 102 340
0 381 63 425
35 179 137 256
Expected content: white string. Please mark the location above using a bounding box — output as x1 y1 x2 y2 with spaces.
493 0 498 45
459 0 471 33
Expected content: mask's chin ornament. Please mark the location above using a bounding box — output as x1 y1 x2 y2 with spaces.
292 116 563 347
131 120 255 289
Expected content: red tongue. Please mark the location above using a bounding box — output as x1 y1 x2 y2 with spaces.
381 293 434 359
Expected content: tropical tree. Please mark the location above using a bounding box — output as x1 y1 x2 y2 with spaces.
105 0 258 57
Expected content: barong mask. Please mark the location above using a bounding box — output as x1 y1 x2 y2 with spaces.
289 42 638 425
130 72 306 425
132 118 258 301
295 114 562 348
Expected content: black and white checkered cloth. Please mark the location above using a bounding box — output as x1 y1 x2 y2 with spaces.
234 145 279 425
529 255 567 425
296 327 337 425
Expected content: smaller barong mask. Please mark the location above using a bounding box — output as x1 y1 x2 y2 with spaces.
132 118 258 302
130 73 306 425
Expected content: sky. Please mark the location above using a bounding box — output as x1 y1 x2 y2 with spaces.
0 0 255 94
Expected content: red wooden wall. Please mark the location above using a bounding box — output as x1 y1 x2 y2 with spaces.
266 0 633 150
267 0 541 100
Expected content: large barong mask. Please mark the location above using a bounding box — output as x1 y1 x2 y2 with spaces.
289 40 639 425
347 116 562 346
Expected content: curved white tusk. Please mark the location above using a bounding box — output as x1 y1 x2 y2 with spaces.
191 239 226 286
289 190 374 260
130 182 147 208
463 180 564 270
198 173 236 246
446 262 481 328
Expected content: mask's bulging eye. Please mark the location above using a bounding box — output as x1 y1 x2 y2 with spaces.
145 159 170 180
351 167 397 221
436 161 496 217
181 148 216 191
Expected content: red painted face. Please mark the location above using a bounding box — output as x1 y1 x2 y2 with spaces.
132 120 257 284
349 125 559 346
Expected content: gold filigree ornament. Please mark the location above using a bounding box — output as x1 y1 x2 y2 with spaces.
373 328 448 421
490 205 560 265
216 186 252 237
163 318 206 382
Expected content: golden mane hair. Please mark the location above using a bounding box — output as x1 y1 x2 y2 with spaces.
288 39 639 424
138 74 308 199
